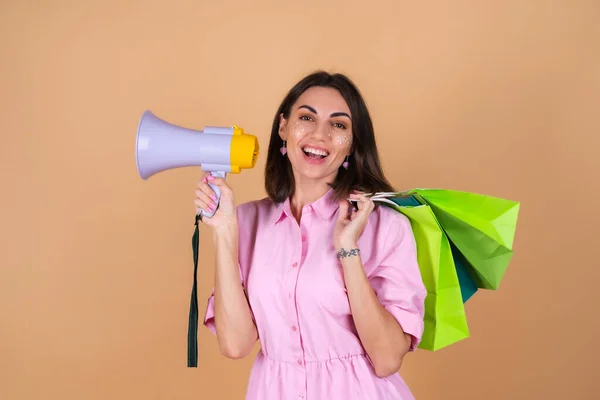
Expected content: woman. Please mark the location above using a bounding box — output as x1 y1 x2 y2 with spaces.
194 71 427 399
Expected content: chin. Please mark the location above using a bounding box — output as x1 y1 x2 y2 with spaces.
295 165 338 182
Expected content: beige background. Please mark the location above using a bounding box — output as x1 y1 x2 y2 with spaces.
2 0 599 399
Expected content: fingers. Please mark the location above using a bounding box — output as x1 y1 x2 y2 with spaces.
197 175 218 199
194 189 217 215
348 192 374 216
348 192 372 207
202 173 233 200
338 199 350 221
195 174 218 214
193 171 236 219
204 174 230 188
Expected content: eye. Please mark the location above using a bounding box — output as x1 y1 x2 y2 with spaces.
333 122 346 129
299 115 313 121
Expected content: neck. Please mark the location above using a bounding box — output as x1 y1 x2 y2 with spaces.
290 175 335 221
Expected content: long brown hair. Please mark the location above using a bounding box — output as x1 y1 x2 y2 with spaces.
264 71 395 203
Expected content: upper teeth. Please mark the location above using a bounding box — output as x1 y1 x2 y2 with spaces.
303 147 328 156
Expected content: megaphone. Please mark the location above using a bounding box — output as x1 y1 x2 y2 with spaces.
135 110 260 218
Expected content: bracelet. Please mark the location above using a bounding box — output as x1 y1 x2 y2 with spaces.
337 248 360 259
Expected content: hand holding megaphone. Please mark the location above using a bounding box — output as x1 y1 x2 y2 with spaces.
135 110 260 219
194 171 237 225
194 170 227 220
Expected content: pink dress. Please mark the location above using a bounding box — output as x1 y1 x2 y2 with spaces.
203 189 427 399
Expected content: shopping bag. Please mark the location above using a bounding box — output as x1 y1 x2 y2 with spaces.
452 244 479 303
390 196 470 351
409 189 520 290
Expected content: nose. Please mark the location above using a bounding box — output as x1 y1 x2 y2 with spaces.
310 121 329 141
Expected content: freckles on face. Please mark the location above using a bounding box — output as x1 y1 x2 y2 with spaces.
290 119 352 153
335 132 352 147
289 119 314 139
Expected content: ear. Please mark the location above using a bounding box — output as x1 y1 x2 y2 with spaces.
278 113 288 140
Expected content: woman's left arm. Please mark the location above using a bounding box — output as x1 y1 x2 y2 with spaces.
339 251 412 377
335 194 426 378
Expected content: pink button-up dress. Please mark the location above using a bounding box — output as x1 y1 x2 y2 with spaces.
203 189 427 399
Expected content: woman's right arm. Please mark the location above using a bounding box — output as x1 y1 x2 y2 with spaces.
195 172 258 359
212 220 258 359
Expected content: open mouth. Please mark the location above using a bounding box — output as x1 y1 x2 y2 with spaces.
302 146 330 160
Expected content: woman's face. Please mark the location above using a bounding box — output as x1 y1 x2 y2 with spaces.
279 86 353 183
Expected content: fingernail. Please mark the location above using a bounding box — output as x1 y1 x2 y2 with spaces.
209 193 217 201
207 175 215 181
202 177 207 183
210 201 217 209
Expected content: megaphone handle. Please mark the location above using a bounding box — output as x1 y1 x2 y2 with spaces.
198 171 227 219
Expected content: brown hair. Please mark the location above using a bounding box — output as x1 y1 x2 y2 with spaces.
264 70 395 203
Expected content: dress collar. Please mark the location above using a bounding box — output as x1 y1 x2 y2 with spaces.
271 188 340 224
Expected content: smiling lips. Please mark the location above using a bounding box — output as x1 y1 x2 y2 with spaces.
302 145 330 163
302 145 329 158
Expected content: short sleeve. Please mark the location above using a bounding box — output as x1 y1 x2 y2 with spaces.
203 294 217 335
369 212 427 351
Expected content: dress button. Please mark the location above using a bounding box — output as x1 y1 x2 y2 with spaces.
297 359 302 365
292 325 297 332
301 236 306 242
292 262 298 268
298 395 304 399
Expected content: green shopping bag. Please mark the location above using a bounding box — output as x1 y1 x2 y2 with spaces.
390 196 470 351
409 189 520 290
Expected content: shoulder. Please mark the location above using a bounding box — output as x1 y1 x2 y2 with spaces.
236 196 272 212
235 196 278 228
369 204 414 238
236 196 276 214
363 204 417 257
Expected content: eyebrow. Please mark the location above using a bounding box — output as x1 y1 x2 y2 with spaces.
298 105 352 120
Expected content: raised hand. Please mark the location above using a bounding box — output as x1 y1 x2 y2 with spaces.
334 191 375 252
194 171 237 229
